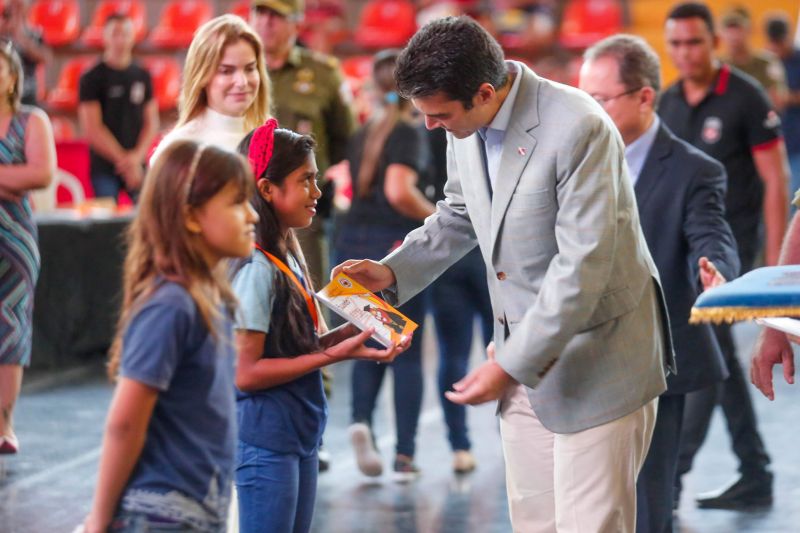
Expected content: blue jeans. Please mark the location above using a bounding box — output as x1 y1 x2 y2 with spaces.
91 172 139 202
336 223 427 458
109 511 217 532
235 440 318 533
349 289 427 457
430 248 493 451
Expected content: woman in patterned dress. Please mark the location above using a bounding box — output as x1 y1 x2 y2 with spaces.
0 41 56 454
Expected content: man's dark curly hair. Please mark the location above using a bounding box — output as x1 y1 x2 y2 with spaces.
395 16 508 110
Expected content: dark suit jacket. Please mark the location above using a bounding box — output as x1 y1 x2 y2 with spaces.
635 123 740 395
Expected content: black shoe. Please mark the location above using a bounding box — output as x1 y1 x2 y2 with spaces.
695 471 773 510
673 477 682 512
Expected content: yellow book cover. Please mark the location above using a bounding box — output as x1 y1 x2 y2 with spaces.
316 272 418 347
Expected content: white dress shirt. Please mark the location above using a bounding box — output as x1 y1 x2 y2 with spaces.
477 61 524 191
624 116 660 186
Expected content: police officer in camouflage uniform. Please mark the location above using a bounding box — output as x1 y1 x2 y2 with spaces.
251 0 356 290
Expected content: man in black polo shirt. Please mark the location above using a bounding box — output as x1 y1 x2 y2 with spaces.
660 2 791 510
78 13 159 202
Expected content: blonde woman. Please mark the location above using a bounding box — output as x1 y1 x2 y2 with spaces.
0 41 55 454
151 14 271 163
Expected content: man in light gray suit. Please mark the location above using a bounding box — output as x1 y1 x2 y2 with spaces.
333 17 673 532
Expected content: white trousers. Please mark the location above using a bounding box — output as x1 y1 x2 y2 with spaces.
499 383 657 533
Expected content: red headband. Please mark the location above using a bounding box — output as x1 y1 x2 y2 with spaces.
248 118 279 180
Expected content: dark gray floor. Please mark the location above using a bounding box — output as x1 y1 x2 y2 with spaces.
1 320 799 532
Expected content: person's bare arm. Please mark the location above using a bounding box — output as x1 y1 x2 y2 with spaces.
0 185 23 201
12 28 48 65
83 378 158 533
78 101 127 167
753 140 790 265
131 99 159 163
1 7 48 65
0 109 55 192
383 164 436 221
751 211 800 399
235 327 404 392
116 99 160 190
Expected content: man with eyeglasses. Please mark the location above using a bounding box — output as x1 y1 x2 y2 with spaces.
659 1 790 511
580 34 739 533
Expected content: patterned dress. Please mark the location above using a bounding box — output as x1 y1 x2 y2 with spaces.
0 108 39 367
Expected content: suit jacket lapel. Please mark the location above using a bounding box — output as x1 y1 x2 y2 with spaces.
490 67 540 253
634 124 671 211
466 134 492 207
463 134 492 246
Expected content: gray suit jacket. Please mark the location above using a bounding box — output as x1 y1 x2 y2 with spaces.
383 64 674 433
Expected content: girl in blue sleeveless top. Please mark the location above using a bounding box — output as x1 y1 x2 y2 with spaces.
0 42 55 455
232 120 408 533
84 142 258 533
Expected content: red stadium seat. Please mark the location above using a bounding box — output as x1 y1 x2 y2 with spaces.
230 0 251 20
299 0 348 50
355 0 417 49
142 56 181 111
82 1 148 48
150 0 213 49
341 55 373 82
27 0 81 47
46 57 95 112
559 0 623 50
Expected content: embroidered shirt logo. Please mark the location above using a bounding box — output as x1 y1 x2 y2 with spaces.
764 110 782 130
701 116 723 144
130 81 145 105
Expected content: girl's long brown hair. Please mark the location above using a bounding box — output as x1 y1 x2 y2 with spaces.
178 14 271 132
108 141 254 378
356 49 411 199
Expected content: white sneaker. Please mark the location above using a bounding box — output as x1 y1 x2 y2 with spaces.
452 450 476 474
349 423 383 477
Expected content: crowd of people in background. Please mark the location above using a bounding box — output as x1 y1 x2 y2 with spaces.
1 1 800 532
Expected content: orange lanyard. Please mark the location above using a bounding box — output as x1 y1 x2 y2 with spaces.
254 244 319 331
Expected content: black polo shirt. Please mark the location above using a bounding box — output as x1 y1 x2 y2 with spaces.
79 61 153 177
658 64 782 266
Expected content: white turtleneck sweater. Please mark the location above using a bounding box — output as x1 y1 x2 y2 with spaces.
150 107 248 166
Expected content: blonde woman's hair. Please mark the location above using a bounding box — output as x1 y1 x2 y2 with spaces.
178 14 271 131
0 41 24 112
107 140 254 379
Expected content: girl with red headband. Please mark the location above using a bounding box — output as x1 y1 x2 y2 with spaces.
230 120 408 533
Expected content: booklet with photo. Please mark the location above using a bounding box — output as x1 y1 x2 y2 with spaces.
316 272 418 348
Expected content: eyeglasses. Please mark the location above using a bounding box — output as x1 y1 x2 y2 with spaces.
592 87 643 105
